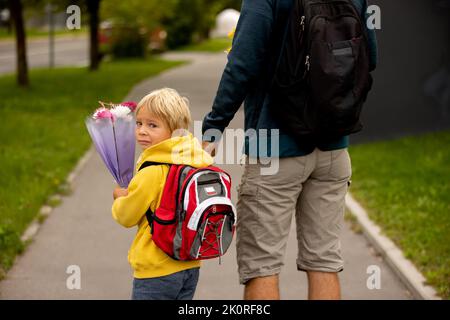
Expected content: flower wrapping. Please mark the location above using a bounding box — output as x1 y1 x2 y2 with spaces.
85 101 137 188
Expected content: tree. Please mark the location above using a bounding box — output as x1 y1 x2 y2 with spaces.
163 0 242 48
8 0 28 86
101 0 170 31
86 0 101 71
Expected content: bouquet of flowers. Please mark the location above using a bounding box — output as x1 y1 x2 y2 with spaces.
85 101 137 188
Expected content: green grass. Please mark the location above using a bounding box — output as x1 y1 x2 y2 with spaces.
178 37 232 53
0 58 185 275
0 27 87 40
349 131 450 298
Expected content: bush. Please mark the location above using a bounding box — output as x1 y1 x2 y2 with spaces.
164 14 196 50
110 26 148 59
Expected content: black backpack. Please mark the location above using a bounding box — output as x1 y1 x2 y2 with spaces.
270 0 373 140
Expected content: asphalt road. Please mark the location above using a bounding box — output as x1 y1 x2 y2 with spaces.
0 35 88 75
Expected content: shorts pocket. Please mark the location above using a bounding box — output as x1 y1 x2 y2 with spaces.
329 149 352 181
236 182 260 225
238 183 259 205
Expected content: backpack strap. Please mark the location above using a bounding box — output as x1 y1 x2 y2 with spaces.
138 162 188 234
268 0 300 89
138 161 168 171
138 161 172 234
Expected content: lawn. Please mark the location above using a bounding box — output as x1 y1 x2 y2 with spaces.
178 37 232 53
0 58 184 276
0 27 87 40
349 131 450 298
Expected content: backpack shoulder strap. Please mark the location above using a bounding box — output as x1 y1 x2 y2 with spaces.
137 161 173 233
138 161 170 171
138 162 193 234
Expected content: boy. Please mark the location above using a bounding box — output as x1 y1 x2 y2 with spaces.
112 88 213 300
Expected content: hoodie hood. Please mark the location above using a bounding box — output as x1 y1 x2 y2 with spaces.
136 133 213 170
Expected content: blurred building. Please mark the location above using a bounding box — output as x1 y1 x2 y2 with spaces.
210 9 240 38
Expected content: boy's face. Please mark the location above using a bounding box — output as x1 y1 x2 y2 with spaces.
135 106 172 149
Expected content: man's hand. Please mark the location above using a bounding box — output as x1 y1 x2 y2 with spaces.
113 187 128 200
202 141 217 157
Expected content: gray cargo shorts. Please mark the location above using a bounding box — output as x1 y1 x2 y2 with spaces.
236 148 352 284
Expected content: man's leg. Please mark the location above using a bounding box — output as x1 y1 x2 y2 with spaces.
244 275 280 300
236 157 307 298
307 271 340 300
296 149 351 300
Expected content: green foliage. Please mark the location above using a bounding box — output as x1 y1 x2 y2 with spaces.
110 26 147 59
349 131 450 299
101 0 170 32
163 0 218 49
163 0 198 49
224 0 242 10
101 0 242 50
177 37 231 52
0 225 24 271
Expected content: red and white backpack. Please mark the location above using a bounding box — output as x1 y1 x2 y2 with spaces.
138 162 236 262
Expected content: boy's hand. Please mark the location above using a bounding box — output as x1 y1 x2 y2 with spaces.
113 187 128 200
202 141 217 157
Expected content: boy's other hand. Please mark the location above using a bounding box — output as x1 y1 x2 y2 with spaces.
113 187 128 200
202 141 216 157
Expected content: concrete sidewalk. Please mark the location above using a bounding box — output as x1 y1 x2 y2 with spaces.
0 52 412 299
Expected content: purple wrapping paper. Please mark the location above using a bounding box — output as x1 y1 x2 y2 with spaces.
85 117 135 188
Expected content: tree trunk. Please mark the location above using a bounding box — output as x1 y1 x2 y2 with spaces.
87 0 101 71
9 0 28 86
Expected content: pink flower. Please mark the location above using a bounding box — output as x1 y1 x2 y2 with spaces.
121 101 137 112
93 107 113 120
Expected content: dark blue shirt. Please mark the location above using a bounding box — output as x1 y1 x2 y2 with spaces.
203 0 378 158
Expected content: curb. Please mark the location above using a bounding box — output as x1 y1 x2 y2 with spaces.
345 192 441 300
20 146 94 243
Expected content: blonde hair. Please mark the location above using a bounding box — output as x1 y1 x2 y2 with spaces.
136 88 192 132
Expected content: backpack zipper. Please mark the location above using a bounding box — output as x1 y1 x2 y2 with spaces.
197 178 222 186
305 55 310 71
179 168 218 201
302 54 311 79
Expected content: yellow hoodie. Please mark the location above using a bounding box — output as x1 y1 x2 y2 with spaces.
112 133 213 279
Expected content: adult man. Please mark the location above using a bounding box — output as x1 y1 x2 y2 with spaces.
202 0 377 300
